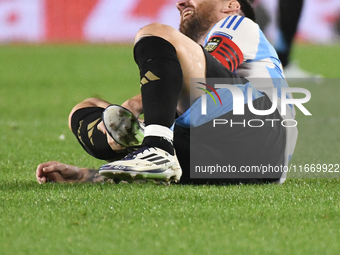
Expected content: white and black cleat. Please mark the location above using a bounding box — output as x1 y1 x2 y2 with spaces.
99 146 182 184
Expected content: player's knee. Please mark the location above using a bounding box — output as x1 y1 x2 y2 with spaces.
67 98 95 130
135 23 176 45
68 98 111 130
68 103 82 131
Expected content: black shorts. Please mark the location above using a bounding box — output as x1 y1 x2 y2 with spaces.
174 99 286 185
174 48 286 184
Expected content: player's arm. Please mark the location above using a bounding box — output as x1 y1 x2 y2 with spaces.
121 94 143 118
36 161 104 184
204 34 244 72
204 15 258 71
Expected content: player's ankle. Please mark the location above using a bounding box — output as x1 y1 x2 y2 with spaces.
142 136 174 155
143 125 174 155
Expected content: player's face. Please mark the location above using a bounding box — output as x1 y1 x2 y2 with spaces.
177 0 226 43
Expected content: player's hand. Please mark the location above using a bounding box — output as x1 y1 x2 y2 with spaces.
36 161 83 184
97 121 125 151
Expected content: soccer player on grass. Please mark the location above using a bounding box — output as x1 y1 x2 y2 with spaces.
36 0 297 185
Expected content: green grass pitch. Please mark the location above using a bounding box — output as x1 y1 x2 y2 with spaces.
0 44 340 255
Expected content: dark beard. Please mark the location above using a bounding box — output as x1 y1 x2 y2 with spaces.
179 1 219 43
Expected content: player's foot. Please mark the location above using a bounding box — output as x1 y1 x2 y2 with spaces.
283 62 323 83
102 105 144 147
99 146 182 183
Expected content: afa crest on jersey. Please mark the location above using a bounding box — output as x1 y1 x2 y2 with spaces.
204 37 222 53
204 32 233 53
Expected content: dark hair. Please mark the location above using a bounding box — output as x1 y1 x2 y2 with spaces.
238 0 256 22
